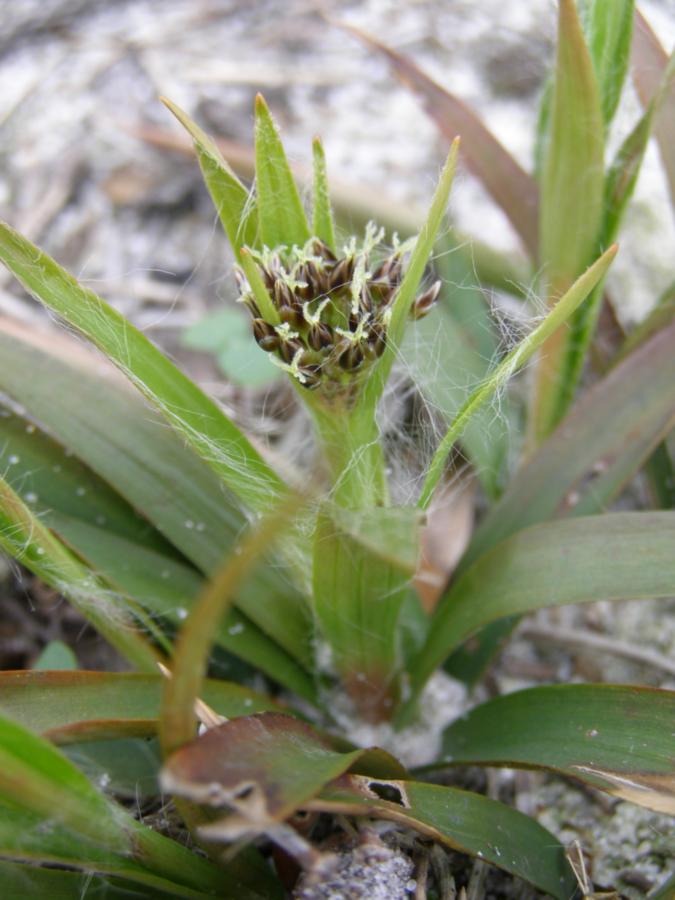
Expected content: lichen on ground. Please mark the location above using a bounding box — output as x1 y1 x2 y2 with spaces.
293 836 416 900
534 781 675 898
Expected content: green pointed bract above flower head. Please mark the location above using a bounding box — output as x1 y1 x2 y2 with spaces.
165 93 456 413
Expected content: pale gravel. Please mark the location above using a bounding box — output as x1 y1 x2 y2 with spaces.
2 4 675 896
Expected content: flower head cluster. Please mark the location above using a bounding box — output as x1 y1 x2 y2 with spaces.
235 225 440 402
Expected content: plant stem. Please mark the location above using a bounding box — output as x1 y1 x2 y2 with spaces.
309 401 388 509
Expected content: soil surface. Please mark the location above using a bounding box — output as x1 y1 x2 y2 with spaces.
1 2 674 897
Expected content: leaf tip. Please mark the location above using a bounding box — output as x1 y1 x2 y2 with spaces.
159 95 179 116
255 92 270 115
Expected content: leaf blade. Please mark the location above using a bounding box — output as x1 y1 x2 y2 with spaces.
254 95 310 249
0 671 281 744
445 319 675 683
440 684 675 814
582 0 635 126
531 0 606 441
0 223 285 514
408 512 675 702
0 476 160 673
418 244 618 509
312 506 420 718
309 776 577 899
312 137 336 252
161 97 258 262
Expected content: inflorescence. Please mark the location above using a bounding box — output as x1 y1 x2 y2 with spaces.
235 225 440 402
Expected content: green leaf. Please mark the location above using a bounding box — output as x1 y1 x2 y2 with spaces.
407 512 675 706
464 318 675 563
581 0 635 126
162 97 258 262
162 712 405 839
0 861 171 900
440 684 675 814
603 49 675 243
418 244 618 509
0 830 211 900
0 671 280 744
238 246 281 323
387 141 459 349
0 712 125 850
0 715 272 898
532 0 605 442
342 24 539 257
0 405 171 555
0 327 313 674
54 511 313 675
311 137 336 252
555 49 675 414
0 223 285 514
312 506 420 719
0 326 242 571
52 516 316 698
182 307 248 352
445 319 675 683
651 871 675 900
254 94 310 249
33 641 77 671
0 476 160 673
310 776 577 900
216 339 280 388
160 497 314 757
0 802 267 899
363 140 459 412
632 11 675 208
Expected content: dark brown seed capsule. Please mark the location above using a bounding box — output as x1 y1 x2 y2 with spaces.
360 286 373 314
311 238 337 263
252 318 274 343
316 267 333 295
411 280 441 319
338 342 365 371
369 283 388 306
273 280 294 310
279 337 304 364
279 305 304 328
369 323 387 357
308 323 333 351
388 256 403 285
300 371 322 390
296 282 312 301
258 334 280 352
331 256 355 289
260 268 275 290
304 262 326 297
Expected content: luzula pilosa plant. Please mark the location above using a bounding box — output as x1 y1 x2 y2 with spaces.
0 10 674 893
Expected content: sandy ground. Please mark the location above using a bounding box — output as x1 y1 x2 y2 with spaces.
1 2 674 896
